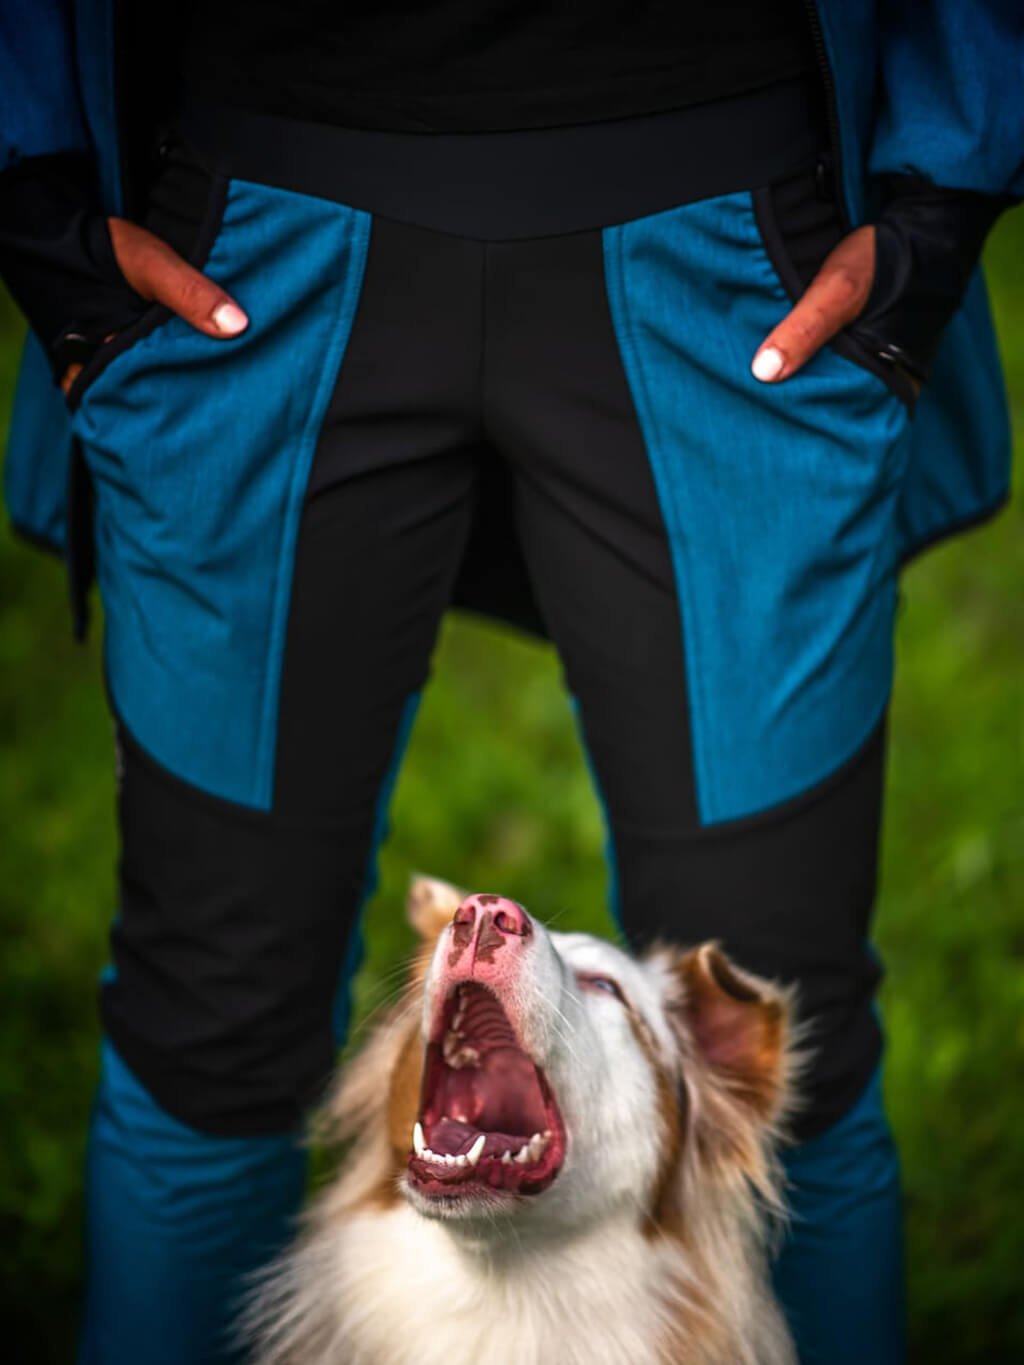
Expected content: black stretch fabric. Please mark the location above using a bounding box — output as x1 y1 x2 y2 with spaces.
181 0 815 133
103 215 883 1142
0 154 146 374
175 76 825 241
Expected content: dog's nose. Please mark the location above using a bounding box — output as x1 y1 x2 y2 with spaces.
453 893 532 940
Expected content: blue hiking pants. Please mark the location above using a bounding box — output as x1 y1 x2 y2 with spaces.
67 92 911 1362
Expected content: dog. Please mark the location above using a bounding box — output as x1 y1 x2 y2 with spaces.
243 876 802 1365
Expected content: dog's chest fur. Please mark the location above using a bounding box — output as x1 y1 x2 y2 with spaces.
286 1205 730 1365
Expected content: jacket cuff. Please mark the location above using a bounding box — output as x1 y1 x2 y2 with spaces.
0 152 149 382
850 176 1017 382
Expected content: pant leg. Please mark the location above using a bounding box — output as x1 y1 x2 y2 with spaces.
773 1062 907 1365
70 196 484 1361
482 206 910 1359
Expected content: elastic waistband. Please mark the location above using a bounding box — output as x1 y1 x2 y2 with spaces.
174 76 827 241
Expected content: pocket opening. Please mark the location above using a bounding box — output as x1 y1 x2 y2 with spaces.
64 161 230 412
751 169 918 410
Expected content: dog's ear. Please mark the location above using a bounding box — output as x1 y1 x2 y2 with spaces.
643 941 795 1237
406 874 466 942
676 941 789 1122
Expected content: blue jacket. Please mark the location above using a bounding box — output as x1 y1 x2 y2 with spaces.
1 0 1019 634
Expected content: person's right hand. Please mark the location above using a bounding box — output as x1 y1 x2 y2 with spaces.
60 216 249 395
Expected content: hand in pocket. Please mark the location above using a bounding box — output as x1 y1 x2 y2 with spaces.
59 216 249 394
748 224 914 389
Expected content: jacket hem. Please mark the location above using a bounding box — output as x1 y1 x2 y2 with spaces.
8 517 64 558
899 488 1011 569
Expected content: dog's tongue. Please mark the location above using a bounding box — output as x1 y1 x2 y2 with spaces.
428 1116 535 1159
428 1046 545 1157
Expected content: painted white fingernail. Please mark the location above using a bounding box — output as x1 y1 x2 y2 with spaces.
752 346 785 382
212 302 248 335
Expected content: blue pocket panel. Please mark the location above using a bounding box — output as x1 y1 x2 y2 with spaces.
604 192 912 825
71 181 371 808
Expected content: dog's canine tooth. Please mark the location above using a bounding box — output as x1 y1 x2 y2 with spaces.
514 1143 532 1164
527 1132 545 1160
413 1122 426 1157
466 1134 486 1167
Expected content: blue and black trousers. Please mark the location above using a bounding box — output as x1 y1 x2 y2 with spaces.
69 76 907 1363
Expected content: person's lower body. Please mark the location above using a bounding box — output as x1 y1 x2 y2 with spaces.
67 88 910 1362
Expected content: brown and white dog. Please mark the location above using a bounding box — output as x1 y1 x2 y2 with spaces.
244 877 802 1365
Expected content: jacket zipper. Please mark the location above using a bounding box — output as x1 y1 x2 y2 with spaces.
112 0 133 217
802 1 845 219
803 0 919 401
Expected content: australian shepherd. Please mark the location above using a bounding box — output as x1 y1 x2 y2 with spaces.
244 876 802 1365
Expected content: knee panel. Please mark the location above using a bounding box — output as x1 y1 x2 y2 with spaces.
102 722 373 1136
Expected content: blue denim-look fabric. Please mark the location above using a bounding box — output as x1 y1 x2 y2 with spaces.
77 1040 308 1365
68 181 371 807
604 190 912 825
773 1061 907 1365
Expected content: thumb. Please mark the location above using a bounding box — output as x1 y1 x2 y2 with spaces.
751 224 875 383
107 217 248 338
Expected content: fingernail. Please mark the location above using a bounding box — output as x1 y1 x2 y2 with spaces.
752 346 785 382
212 302 248 335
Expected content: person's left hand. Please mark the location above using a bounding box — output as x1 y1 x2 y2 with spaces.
750 224 877 384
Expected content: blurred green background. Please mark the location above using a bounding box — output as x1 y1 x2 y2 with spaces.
1 215 1022 1363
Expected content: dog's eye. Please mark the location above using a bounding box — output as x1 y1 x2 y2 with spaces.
577 973 625 1003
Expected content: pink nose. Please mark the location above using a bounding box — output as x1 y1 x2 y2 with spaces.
454 893 531 939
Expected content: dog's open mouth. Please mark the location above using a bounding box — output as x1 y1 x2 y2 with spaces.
407 981 566 1198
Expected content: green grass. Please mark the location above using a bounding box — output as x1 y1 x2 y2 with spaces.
2 214 1022 1362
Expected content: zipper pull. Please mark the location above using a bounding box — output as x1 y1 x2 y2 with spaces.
814 151 834 202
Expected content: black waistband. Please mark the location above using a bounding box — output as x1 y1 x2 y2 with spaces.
174 75 826 241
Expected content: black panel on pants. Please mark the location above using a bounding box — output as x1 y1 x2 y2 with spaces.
104 214 885 1142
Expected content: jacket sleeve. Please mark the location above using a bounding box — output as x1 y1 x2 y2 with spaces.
867 1 1024 196
0 2 145 380
0 152 147 379
847 3 1023 383
0 0 92 167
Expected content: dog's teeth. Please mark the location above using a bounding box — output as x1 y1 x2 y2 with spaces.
514 1143 532 1164
466 1134 486 1167
527 1132 546 1160
501 1151 513 1164
413 1122 426 1157
450 1153 469 1168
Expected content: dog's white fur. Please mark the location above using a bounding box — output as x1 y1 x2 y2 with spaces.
243 877 803 1365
